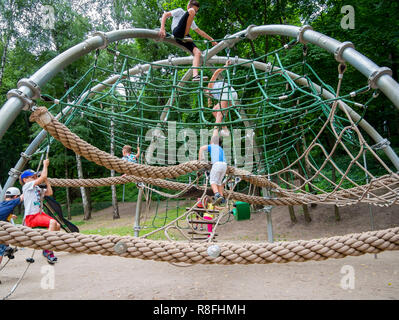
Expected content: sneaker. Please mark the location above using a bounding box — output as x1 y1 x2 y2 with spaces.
43 250 57 264
213 193 224 205
192 75 208 82
48 251 58 262
4 246 17 259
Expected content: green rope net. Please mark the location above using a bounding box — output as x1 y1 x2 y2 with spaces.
35 38 398 234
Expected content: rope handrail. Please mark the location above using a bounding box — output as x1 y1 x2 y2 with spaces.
47 174 399 207
1 221 398 264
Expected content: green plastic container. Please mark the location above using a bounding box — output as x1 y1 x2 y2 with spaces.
233 201 251 221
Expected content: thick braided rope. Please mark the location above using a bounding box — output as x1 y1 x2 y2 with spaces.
47 174 399 207
30 107 276 189
48 176 304 206
1 221 398 264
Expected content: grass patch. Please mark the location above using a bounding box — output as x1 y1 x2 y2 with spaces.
60 201 113 218
80 207 190 241
81 225 135 237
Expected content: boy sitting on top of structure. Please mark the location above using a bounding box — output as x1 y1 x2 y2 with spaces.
158 0 217 81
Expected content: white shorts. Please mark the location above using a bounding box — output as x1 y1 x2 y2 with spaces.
213 90 238 102
209 162 227 185
211 81 238 102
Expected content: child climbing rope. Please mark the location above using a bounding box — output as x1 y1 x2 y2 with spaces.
158 0 217 81
206 60 238 136
21 159 60 264
193 197 205 231
198 129 227 205
202 195 222 237
122 145 140 164
0 187 23 266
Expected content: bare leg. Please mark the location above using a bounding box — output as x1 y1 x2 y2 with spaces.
213 101 229 133
192 47 201 78
49 219 60 232
217 185 224 197
211 183 219 195
212 103 224 124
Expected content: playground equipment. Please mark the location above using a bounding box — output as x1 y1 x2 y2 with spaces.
0 25 399 265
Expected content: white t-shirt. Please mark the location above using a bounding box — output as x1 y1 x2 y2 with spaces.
170 8 198 32
22 181 44 218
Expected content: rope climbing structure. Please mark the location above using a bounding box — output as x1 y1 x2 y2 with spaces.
1 25 399 264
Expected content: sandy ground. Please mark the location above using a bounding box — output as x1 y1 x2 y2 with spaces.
1 201 398 300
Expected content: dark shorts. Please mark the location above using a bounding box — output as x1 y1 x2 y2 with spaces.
0 244 7 256
172 11 197 53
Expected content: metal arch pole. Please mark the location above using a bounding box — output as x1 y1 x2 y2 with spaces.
245 25 399 111
7 54 395 199
1 129 48 200
1 25 399 139
2 24 399 200
5 54 396 209
0 29 189 141
134 188 143 237
0 29 189 199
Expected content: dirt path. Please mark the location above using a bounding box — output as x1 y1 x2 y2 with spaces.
1 201 398 300
1 250 398 300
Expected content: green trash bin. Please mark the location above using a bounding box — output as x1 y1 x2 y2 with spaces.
233 201 251 221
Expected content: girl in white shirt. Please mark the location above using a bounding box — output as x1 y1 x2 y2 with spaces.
206 60 237 136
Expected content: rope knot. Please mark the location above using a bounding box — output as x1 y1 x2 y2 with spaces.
29 106 53 128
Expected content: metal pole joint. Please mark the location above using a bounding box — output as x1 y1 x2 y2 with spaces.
334 41 355 63
92 31 109 50
20 152 32 161
368 67 393 89
297 25 313 44
17 78 41 100
245 25 257 40
8 168 21 179
6 89 34 111
371 138 391 150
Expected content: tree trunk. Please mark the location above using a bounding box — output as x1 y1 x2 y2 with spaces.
110 39 120 220
110 113 120 219
326 135 341 221
331 162 341 221
301 131 317 208
65 148 71 220
288 206 297 223
76 154 91 220
281 157 297 223
263 0 269 62
295 141 312 223
0 36 10 88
